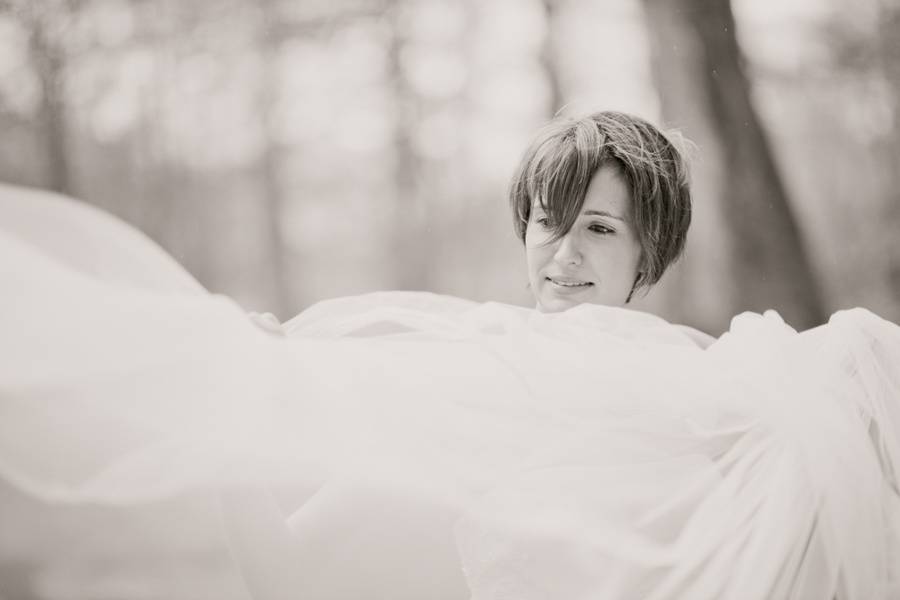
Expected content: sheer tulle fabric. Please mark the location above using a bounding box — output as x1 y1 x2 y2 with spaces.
1 185 898 599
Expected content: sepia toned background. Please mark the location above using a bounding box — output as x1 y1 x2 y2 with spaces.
3 0 900 333
1 0 899 597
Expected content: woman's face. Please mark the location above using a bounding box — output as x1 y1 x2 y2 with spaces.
526 165 643 312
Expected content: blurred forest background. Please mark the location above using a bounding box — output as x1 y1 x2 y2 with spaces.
2 0 900 334
1 0 900 597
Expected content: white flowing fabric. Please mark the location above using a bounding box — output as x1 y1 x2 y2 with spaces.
1 185 899 599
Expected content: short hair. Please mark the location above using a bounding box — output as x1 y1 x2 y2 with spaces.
509 110 692 294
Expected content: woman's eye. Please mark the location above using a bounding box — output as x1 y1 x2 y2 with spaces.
535 216 554 229
589 223 614 235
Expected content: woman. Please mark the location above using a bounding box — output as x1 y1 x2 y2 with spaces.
508 111 712 346
0 113 898 599
227 111 707 600
512 111 690 311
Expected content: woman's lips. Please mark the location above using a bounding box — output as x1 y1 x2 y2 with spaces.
546 276 593 293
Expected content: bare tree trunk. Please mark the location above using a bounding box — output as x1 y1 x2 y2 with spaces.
876 0 900 319
387 0 429 291
26 3 72 196
257 0 291 318
539 0 564 117
642 0 826 330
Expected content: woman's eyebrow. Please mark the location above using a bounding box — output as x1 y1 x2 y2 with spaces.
582 209 626 222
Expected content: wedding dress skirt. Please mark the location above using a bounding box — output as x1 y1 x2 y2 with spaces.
1 184 899 599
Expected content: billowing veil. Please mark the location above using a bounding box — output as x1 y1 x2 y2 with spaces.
1 184 899 599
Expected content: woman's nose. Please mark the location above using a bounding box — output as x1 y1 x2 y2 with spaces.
552 231 582 266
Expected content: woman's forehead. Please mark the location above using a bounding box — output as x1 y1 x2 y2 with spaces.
583 167 632 219
531 166 631 221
